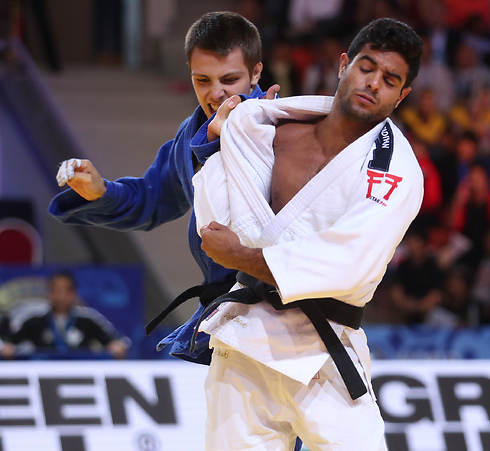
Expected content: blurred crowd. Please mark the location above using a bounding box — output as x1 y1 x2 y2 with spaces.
1 0 489 329
232 0 490 327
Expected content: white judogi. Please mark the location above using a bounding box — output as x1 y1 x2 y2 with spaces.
194 95 423 383
193 96 423 450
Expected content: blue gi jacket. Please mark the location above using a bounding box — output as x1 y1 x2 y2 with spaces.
48 85 266 365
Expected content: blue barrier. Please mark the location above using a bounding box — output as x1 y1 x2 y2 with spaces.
365 324 490 359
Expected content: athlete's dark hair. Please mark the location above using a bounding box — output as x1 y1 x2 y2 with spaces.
184 11 262 75
346 18 423 87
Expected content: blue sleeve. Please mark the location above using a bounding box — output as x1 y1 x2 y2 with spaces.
48 119 193 232
191 116 221 164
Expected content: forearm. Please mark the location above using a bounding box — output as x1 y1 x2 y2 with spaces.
200 222 276 286
226 246 276 286
50 176 189 231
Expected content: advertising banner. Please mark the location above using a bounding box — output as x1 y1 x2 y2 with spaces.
373 360 490 451
0 360 207 451
1 360 489 451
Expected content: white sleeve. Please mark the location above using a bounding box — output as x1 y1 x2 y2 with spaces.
192 152 231 234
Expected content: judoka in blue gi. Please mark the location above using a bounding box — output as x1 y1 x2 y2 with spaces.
49 11 305 451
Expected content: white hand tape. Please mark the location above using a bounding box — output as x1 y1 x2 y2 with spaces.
56 158 81 187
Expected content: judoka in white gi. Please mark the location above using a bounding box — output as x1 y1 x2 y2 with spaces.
193 18 424 451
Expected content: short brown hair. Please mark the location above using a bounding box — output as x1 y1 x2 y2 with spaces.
185 11 262 75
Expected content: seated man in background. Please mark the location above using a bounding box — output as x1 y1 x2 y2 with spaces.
1 271 129 359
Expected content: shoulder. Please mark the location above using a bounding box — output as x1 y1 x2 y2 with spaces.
176 107 207 136
275 118 319 143
9 303 51 332
390 121 424 179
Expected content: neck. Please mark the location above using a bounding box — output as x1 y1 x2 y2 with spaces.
316 105 379 152
52 307 71 315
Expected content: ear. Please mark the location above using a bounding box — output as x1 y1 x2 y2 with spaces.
338 53 350 79
251 62 263 89
395 87 412 108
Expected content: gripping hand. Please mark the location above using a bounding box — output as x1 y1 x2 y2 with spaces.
56 158 106 201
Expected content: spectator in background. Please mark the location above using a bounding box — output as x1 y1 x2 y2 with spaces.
469 227 490 324
455 132 489 183
261 0 290 36
301 36 343 95
430 223 472 272
389 222 446 325
439 264 474 325
460 14 490 67
428 127 457 203
231 0 278 49
416 0 461 68
260 37 301 97
451 41 490 101
356 0 404 29
409 134 443 222
446 164 490 269
443 0 490 31
287 0 352 44
409 33 455 113
399 88 447 147
434 131 483 210
449 86 490 154
2 272 130 359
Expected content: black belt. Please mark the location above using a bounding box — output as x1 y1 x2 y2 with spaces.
191 271 367 400
145 273 237 337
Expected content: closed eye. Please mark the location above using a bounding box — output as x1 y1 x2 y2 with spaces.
222 77 240 84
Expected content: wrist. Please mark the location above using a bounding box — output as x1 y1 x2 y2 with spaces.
89 180 107 201
236 247 276 286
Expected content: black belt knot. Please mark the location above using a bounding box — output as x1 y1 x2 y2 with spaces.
191 271 368 401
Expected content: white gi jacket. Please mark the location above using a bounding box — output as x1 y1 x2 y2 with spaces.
193 96 424 385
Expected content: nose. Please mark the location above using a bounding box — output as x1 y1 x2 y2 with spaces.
367 73 381 92
210 81 225 101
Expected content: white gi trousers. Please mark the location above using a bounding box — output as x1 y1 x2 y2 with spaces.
205 336 388 451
